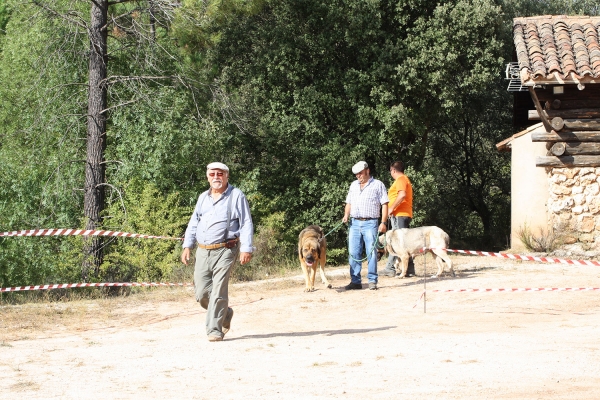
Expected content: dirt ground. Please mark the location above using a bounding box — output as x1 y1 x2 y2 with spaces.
1 254 600 399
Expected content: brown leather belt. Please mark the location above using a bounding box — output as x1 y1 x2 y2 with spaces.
353 217 378 221
197 238 239 250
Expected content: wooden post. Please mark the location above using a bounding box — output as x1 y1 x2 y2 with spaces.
529 87 553 132
551 117 564 131
550 142 566 156
531 130 600 142
536 155 600 167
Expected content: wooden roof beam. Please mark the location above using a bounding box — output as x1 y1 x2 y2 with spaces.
529 87 553 132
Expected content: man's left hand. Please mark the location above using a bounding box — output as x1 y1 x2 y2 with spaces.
378 223 387 233
240 252 252 265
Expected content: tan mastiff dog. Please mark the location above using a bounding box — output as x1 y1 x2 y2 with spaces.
298 225 332 292
383 226 454 278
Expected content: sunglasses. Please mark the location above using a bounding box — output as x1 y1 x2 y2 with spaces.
208 172 224 177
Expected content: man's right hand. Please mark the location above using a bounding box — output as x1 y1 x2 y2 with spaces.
181 247 191 265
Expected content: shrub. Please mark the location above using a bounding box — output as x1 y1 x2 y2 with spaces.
100 180 192 283
232 212 298 281
517 223 564 253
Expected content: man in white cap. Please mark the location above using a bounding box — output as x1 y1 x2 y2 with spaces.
342 161 388 290
181 162 254 341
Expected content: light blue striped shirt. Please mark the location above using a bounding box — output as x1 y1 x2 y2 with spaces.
345 177 389 219
182 184 254 253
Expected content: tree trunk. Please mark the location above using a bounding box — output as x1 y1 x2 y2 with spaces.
82 1 108 281
149 1 156 41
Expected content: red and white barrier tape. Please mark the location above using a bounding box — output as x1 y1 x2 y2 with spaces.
413 291 426 308
3 229 598 266
420 247 600 267
0 228 182 241
430 287 600 292
0 282 193 292
412 287 600 308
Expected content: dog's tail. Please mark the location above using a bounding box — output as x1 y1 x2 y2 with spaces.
441 229 450 247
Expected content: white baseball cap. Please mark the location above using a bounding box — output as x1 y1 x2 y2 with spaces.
206 162 229 171
352 161 368 174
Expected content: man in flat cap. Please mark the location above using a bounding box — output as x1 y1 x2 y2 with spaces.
181 162 254 342
342 161 388 290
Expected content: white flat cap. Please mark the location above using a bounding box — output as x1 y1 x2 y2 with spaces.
206 162 229 171
352 161 368 174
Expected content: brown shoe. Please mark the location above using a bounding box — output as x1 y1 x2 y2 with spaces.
208 335 223 342
223 307 234 335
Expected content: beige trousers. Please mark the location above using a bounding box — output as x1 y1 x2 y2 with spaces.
194 244 239 337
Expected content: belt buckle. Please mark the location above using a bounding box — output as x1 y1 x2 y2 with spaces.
225 239 238 249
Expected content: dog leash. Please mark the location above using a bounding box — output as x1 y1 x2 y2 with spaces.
347 230 386 263
321 220 345 239
319 220 386 262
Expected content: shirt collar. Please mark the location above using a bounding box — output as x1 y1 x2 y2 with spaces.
357 176 374 185
209 183 231 200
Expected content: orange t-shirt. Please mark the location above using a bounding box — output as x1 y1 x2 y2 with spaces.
388 174 413 217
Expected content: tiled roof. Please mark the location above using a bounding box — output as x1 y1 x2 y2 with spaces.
514 15 600 85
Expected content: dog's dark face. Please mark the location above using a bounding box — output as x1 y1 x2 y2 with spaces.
301 240 320 267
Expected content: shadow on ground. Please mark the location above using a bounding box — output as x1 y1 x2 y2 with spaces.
231 325 396 341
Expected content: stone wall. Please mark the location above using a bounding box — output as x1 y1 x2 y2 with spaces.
548 167 600 250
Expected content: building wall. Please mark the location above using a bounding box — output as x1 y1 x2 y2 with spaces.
510 129 550 250
548 167 600 250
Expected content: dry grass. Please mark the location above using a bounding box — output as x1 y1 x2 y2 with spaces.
10 381 40 391
0 254 497 345
516 223 564 252
0 287 194 342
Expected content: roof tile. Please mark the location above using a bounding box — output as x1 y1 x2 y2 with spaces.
514 15 600 83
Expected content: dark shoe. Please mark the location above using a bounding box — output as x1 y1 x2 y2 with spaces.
344 282 362 290
223 307 233 335
369 282 378 290
407 260 416 276
379 269 396 277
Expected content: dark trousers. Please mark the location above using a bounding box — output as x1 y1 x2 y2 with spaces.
385 216 415 275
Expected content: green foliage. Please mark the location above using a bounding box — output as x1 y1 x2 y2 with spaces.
0 0 10 36
501 0 599 17
173 0 267 52
0 2 87 287
233 212 297 281
100 181 192 282
175 0 511 253
233 210 348 281
0 0 219 287
3 0 594 289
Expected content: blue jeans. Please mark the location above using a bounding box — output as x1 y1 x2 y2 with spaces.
348 218 379 284
385 216 414 273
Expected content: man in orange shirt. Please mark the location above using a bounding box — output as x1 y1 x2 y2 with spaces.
380 161 416 277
